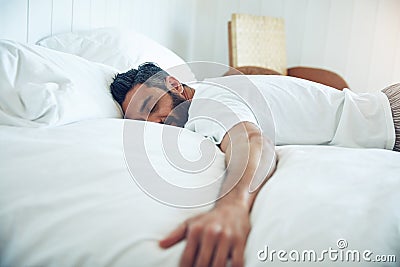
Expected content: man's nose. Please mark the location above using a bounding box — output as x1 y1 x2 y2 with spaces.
148 116 164 124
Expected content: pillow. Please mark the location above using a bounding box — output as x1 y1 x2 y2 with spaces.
37 27 194 82
0 40 122 127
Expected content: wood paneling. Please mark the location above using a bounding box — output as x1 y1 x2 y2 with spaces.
118 0 133 28
27 0 53 43
0 0 399 91
368 0 400 91
345 0 379 90
90 0 106 28
72 0 91 32
394 26 400 85
323 0 353 79
0 0 29 42
300 0 331 68
52 0 73 35
284 0 307 67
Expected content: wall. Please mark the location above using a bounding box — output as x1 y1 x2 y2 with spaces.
186 0 400 92
0 0 399 92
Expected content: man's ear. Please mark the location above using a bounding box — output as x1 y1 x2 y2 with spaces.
165 76 184 94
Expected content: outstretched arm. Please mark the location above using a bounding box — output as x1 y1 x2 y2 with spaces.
159 121 277 267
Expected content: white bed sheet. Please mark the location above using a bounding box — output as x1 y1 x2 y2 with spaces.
0 119 399 266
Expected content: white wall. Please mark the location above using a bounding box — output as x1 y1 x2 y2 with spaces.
0 0 399 92
183 0 400 92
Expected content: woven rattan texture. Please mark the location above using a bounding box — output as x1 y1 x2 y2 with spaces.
230 14 287 75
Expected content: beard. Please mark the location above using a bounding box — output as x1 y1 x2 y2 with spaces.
164 91 191 128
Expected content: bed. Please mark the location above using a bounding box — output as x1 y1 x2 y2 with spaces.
0 26 399 267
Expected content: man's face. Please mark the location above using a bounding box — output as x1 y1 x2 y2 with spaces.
122 83 188 127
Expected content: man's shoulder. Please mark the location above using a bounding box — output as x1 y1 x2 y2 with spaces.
201 74 339 96
195 75 292 95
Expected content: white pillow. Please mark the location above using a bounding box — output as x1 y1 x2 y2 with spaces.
0 40 122 127
37 27 187 73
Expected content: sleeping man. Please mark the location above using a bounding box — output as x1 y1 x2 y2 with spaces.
110 62 399 267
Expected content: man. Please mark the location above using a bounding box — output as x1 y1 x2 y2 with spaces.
110 63 399 267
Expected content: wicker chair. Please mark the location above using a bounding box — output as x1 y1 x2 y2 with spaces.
227 13 349 90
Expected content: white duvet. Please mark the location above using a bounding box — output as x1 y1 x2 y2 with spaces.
0 119 399 267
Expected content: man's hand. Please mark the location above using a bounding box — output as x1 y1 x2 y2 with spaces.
160 122 277 267
159 203 250 267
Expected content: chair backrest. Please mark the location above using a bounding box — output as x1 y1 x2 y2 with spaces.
228 13 287 75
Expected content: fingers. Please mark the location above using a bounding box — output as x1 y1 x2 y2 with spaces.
194 226 220 267
180 224 201 267
159 222 187 248
211 231 231 267
231 242 245 267
161 208 250 267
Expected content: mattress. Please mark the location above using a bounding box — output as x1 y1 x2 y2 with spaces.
0 118 399 266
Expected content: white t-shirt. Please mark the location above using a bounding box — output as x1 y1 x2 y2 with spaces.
184 75 395 150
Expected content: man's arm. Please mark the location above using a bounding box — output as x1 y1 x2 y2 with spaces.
159 121 277 267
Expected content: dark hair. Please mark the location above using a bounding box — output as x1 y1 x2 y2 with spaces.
110 62 170 106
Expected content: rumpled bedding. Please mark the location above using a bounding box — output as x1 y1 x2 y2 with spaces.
0 118 399 266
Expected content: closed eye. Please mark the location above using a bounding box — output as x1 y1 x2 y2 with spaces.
140 96 152 113
149 102 159 114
